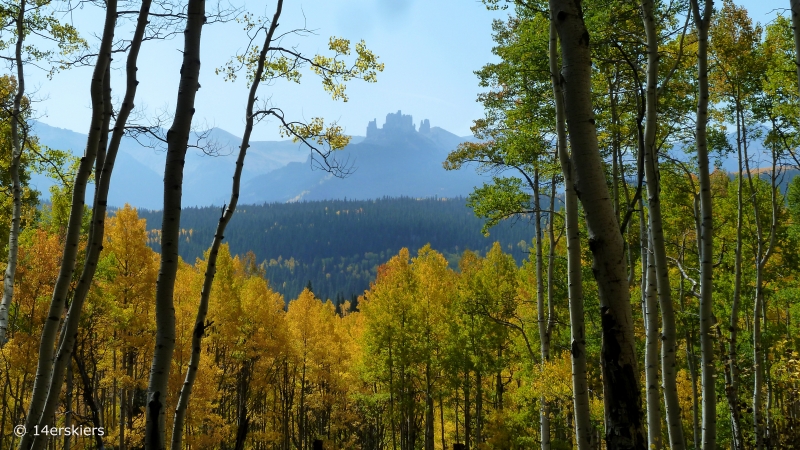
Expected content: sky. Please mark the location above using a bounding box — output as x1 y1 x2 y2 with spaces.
24 0 785 142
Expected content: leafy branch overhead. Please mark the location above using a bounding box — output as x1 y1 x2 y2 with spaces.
217 13 383 101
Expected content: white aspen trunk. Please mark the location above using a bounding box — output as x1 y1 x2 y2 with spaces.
145 1 205 448
549 1 646 447
681 277 701 450
63 362 72 450
425 361 434 450
533 166 551 450
547 174 556 347
743 130 778 450
644 234 661 450
791 0 800 92
0 0 26 348
549 18 591 448
30 63 111 450
690 2 716 448
17 3 117 448
726 105 746 450
170 3 283 447
640 2 685 447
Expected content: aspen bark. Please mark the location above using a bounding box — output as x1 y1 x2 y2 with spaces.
726 102 746 450
791 0 800 92
27 2 152 445
640 1 685 447
30 64 111 450
690 1 716 448
533 165 550 450
549 1 645 448
743 129 778 450
0 0 26 348
18 2 117 447
145 0 206 448
643 236 661 450
170 2 283 447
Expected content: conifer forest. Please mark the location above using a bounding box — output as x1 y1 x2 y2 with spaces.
4 0 800 449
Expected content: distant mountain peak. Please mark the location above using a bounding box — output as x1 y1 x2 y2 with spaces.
366 110 430 141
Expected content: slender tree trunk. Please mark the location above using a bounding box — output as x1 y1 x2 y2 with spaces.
686 319 700 450
30 0 153 443
464 371 471 450
644 236 661 450
389 345 397 450
145 0 206 448
744 137 778 450
18 2 117 447
439 392 446 450
74 342 105 450
690 1 716 448
170 3 284 447
475 370 483 446
119 375 126 450
425 362 434 450
640 2 685 447
791 0 800 92
724 106 745 450
549 11 596 450
549 1 645 448
0 0 27 348
64 362 72 450
533 166 551 450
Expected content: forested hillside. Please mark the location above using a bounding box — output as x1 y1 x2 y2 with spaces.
138 197 534 302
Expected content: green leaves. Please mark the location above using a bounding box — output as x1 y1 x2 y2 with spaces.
467 177 531 236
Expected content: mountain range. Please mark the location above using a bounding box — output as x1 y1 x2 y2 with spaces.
29 111 488 209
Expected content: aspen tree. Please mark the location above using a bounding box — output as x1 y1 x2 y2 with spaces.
0 0 26 348
168 3 288 445
640 1 685 447
170 0 381 445
144 0 206 446
25 2 154 446
0 0 82 348
18 1 117 447
689 1 716 448
791 0 800 91
548 16 591 450
548 0 646 447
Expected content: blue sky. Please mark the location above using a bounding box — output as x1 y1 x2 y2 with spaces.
26 0 784 141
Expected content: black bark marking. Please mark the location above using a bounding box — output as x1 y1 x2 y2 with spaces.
581 31 590 47
148 391 162 449
571 339 583 359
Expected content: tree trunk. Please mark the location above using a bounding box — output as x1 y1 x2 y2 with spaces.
74 342 105 450
170 3 284 448
64 361 72 450
464 371 471 450
791 0 800 92
0 0 27 348
145 0 206 448
726 105 745 450
644 234 661 450
29 0 154 443
640 2 686 447
690 1 716 448
533 166 551 450
743 130 778 450
549 18 591 448
549 1 645 448
18 2 117 447
425 362 434 450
